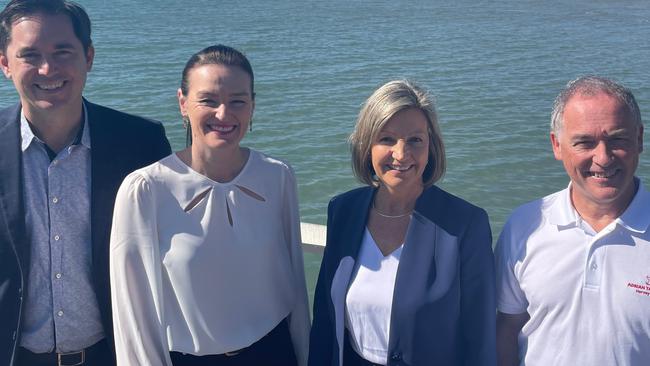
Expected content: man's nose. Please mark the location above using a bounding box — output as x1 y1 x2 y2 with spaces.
593 141 613 166
38 56 55 75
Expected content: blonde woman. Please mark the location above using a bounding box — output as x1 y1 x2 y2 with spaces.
309 80 496 366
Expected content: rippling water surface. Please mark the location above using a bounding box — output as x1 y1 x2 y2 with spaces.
2 0 649 296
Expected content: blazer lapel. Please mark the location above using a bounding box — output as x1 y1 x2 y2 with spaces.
86 100 107 268
86 100 124 270
387 186 445 358
0 104 28 266
342 187 375 258
330 187 375 365
86 100 122 334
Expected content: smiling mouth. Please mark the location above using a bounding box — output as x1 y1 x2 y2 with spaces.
589 169 618 179
208 124 237 134
387 164 413 172
35 81 65 91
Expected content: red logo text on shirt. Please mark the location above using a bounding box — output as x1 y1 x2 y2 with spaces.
627 281 650 296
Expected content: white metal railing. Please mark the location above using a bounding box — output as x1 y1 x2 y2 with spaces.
300 222 326 253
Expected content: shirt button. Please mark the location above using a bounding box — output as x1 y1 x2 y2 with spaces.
591 263 598 270
52 197 59 203
54 235 60 241
55 273 62 279
57 310 64 317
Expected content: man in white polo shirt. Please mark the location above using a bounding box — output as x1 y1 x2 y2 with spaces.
495 75 649 366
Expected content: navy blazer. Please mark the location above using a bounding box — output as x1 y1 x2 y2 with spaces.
0 101 171 366
309 185 496 366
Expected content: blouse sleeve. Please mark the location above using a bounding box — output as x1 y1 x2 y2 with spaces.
459 208 497 366
282 165 311 366
110 172 173 366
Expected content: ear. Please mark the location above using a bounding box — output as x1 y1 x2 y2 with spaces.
638 125 644 153
0 53 11 79
550 131 562 161
177 88 187 117
85 45 95 71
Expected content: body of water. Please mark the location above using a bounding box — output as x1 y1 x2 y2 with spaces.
2 0 649 297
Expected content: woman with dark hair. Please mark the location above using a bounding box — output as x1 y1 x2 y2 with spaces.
109 45 310 366
309 80 496 366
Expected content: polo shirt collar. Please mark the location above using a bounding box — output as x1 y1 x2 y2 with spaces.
547 183 578 228
20 102 91 152
547 178 649 233
616 179 649 234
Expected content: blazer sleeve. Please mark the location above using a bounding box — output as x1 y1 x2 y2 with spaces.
282 166 311 366
459 208 497 366
308 198 337 366
109 172 173 366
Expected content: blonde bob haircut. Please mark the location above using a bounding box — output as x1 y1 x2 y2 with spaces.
350 80 446 188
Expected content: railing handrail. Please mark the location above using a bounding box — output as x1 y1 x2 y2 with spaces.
300 222 326 253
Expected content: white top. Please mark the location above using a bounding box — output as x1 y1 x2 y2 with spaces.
110 150 310 366
496 180 650 366
345 229 403 365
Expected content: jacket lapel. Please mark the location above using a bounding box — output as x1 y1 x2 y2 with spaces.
86 100 121 335
387 186 443 358
331 187 375 365
0 104 28 266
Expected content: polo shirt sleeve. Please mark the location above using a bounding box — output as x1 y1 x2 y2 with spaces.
109 172 173 366
495 217 529 315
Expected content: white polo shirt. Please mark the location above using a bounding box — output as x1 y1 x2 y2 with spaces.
496 180 650 366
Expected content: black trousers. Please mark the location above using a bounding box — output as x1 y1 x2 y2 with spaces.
170 318 297 366
343 329 384 366
16 338 113 366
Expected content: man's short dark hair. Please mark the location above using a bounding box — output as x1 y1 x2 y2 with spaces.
0 0 92 53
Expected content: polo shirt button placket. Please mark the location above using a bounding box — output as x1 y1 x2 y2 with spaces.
585 236 604 288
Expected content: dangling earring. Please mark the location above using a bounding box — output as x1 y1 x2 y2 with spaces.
249 119 253 132
183 116 192 147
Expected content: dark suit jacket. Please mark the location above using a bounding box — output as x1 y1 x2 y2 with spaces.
309 185 496 366
0 100 171 366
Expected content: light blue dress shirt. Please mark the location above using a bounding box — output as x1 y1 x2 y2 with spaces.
19 106 104 353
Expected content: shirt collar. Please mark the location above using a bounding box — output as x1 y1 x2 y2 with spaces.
547 182 578 227
616 179 649 233
20 111 36 152
20 102 91 152
547 178 649 233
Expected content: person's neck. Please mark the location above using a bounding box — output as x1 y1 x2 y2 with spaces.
373 183 423 216
23 102 84 153
178 145 249 183
571 181 638 233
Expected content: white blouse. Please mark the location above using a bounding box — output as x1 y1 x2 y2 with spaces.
345 229 403 365
109 150 310 366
